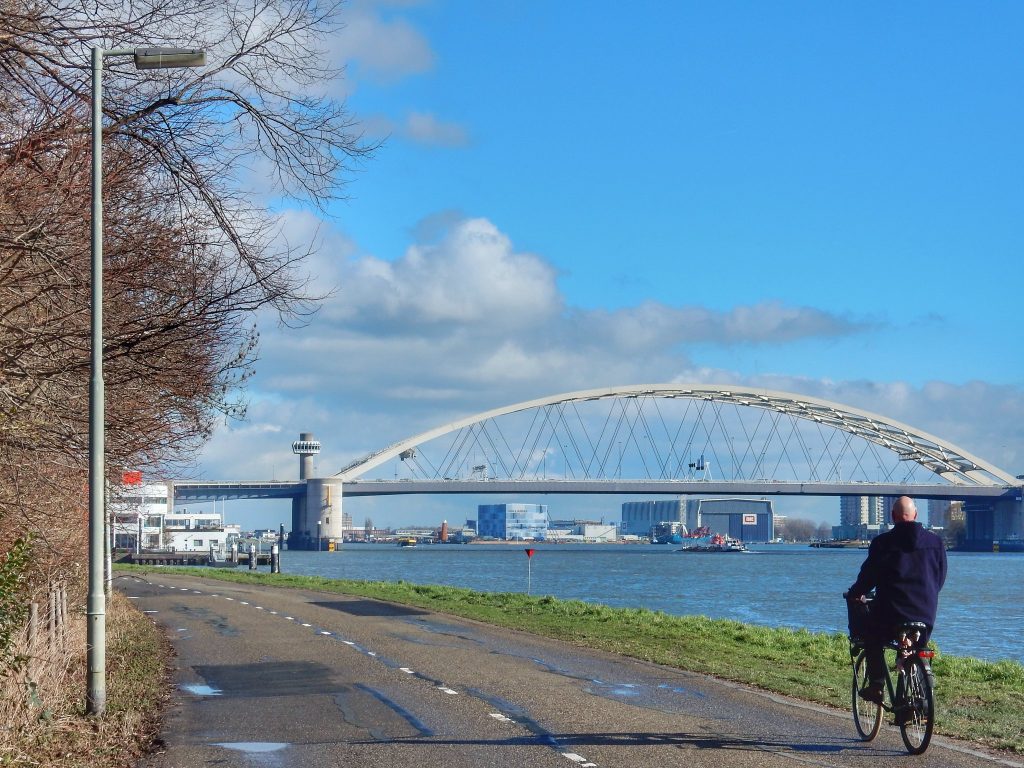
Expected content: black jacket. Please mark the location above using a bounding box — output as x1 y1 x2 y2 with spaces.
849 521 947 629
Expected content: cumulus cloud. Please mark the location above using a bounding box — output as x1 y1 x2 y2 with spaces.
568 301 867 352
332 3 435 82
329 217 561 328
404 112 470 147
194 213 1021 508
358 111 471 147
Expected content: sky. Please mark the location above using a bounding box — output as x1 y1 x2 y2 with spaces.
178 1 1024 531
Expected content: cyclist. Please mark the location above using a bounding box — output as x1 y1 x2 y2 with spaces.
846 496 947 706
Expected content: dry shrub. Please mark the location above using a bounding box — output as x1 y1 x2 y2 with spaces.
0 591 170 768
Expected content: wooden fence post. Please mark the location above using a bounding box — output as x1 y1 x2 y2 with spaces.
47 586 56 651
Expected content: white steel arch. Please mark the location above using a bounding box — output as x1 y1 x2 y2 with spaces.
333 384 1017 486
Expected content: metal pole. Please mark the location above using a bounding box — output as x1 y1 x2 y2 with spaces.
86 45 107 717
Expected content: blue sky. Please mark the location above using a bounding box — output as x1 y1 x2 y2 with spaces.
181 1 1024 530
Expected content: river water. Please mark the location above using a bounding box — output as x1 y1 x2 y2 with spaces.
276 543 1023 664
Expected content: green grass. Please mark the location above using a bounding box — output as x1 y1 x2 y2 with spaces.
116 564 1024 753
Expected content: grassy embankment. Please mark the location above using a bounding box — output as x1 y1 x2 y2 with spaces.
117 564 1024 754
1 590 170 768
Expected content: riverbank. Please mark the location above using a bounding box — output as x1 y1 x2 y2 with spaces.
116 564 1023 754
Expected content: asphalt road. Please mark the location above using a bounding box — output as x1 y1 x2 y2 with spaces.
119 572 1021 768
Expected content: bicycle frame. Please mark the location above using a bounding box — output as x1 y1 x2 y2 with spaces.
881 638 933 713
850 622 936 754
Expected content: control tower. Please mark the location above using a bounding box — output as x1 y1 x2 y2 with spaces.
292 433 321 479
287 433 344 551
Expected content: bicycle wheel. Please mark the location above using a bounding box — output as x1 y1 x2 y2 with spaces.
852 650 882 740
899 656 934 754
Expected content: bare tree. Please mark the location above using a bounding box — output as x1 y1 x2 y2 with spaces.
777 518 818 542
0 0 373 553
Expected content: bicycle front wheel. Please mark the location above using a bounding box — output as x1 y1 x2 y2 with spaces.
899 655 934 754
852 650 882 740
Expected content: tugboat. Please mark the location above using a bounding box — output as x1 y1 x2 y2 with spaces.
677 528 747 553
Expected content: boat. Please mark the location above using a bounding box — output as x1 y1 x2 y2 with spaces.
809 539 869 549
678 531 748 553
650 521 686 545
398 537 417 548
206 550 238 568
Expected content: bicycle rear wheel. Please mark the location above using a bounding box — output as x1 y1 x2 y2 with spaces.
852 650 882 740
899 655 934 754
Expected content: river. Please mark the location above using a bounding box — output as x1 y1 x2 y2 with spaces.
274 543 1023 664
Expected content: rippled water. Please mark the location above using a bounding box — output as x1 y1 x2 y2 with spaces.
276 543 1024 663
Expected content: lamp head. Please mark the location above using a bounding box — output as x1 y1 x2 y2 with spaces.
134 48 206 70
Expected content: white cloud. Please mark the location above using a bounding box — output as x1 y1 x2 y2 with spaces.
404 112 470 147
226 216 878 451
731 374 1024 476
333 5 435 82
191 214 1023 528
330 217 561 328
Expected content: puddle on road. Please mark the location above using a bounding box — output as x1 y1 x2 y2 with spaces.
180 683 222 696
213 742 289 752
403 617 484 644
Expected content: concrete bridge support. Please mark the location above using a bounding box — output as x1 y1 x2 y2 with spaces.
288 479 344 550
994 496 1024 542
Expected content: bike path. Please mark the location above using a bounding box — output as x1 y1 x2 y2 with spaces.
118 573 1022 768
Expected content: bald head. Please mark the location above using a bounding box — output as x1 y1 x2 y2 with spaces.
891 496 918 524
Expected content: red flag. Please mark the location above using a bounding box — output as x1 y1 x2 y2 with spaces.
524 548 535 558
122 471 143 485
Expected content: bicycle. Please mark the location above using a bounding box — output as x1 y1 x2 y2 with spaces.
848 611 936 755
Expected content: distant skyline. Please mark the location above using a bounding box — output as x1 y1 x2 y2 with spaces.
172 2 1022 530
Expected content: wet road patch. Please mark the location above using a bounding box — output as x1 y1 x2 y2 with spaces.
172 605 240 637
310 599 428 617
192 661 345 698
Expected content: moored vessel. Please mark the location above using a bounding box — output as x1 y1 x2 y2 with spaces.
678 530 747 553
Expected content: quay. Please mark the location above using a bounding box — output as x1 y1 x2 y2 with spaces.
118 551 273 567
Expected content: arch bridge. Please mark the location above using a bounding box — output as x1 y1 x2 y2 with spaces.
176 385 1023 550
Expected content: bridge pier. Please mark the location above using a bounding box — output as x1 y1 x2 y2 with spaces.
962 495 1024 551
995 496 1024 545
287 478 344 551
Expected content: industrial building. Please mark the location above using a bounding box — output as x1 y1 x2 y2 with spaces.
684 498 775 543
477 503 549 540
620 499 685 537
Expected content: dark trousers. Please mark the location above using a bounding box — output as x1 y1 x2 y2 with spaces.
862 619 931 683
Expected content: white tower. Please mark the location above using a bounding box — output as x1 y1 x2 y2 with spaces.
292 432 320 479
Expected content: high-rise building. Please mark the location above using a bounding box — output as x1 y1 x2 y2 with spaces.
839 496 886 527
928 499 963 528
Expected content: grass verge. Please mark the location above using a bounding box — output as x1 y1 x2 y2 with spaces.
0 589 171 767
116 564 1024 754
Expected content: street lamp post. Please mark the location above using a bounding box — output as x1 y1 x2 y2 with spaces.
88 45 205 718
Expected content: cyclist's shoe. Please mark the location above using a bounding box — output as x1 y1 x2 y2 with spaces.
859 682 884 705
